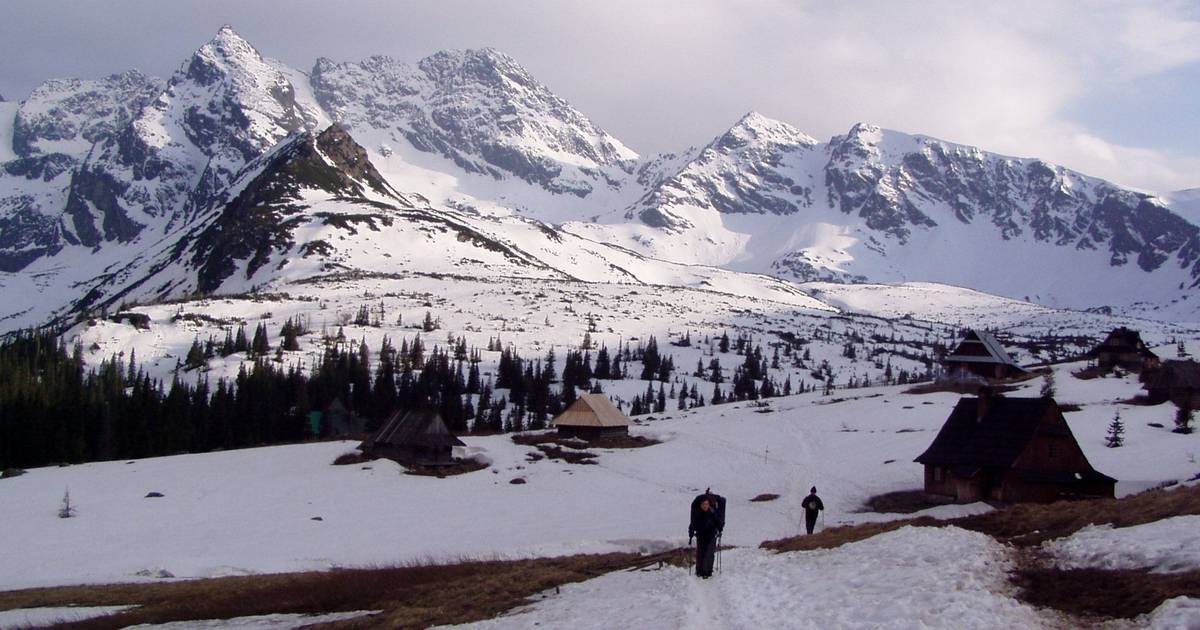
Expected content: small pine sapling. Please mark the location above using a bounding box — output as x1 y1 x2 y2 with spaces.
1040 372 1056 399
58 487 76 518
1105 411 1125 447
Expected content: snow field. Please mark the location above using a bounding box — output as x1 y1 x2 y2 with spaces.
3 357 1197 592
1045 515 1200 574
442 527 1061 630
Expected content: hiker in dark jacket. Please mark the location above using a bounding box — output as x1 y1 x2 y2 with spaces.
689 496 723 578
801 486 824 535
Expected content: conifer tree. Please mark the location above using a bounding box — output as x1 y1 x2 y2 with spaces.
1105 411 1125 447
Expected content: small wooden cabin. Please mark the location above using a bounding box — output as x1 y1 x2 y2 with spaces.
361 409 465 466
915 392 1115 503
942 329 1025 381
324 399 366 437
1143 360 1200 408
552 394 631 441
1088 327 1159 373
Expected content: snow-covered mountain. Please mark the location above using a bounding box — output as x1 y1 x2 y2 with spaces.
0 26 1197 333
571 113 1200 316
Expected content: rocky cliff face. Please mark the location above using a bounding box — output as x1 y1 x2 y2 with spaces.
622 114 1200 311
310 48 637 198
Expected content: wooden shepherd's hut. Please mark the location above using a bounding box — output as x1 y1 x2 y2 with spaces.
915 391 1115 503
1143 360 1200 408
552 394 631 441
1087 327 1159 373
942 329 1026 381
361 409 465 466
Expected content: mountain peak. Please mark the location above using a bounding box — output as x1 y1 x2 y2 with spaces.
719 111 817 150
417 47 533 88
183 26 265 86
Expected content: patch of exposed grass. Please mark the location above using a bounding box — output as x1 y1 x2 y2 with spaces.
761 517 941 553
535 444 598 465
403 456 490 477
860 489 954 514
1013 567 1200 620
0 552 681 630
952 483 1200 547
332 451 370 466
749 493 780 502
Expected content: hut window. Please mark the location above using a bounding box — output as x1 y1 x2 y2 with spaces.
933 467 944 481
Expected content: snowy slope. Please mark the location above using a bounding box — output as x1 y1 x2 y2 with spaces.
443 527 1060 630
0 100 17 162
1045 515 1200 574
574 115 1200 319
3 354 1198 591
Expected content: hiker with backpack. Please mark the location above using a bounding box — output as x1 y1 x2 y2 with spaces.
689 489 725 578
801 486 824 535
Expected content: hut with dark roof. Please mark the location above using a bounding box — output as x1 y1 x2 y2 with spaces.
942 329 1026 381
361 409 465 466
1087 327 1159 373
1143 360 1200 408
914 391 1115 503
552 394 631 441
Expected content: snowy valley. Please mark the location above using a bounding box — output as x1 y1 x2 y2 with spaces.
1 24 1200 630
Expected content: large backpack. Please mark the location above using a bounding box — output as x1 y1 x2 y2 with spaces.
690 489 726 532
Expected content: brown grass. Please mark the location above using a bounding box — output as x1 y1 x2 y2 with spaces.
951 483 1200 547
749 493 780 502
1012 567 1200 620
332 451 371 466
761 517 942 553
764 484 1200 553
860 489 955 514
402 457 490 477
535 444 598 465
512 431 659 450
903 381 1023 395
0 552 681 630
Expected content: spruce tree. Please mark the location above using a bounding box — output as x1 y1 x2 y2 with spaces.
1105 411 1125 447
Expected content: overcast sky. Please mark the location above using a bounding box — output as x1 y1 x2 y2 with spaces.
1 0 1197 192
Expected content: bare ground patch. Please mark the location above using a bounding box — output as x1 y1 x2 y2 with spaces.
0 551 683 630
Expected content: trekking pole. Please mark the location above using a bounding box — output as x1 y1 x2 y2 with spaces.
717 534 723 574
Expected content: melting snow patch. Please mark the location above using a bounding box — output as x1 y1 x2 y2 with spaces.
1141 597 1200 629
0 606 137 627
1044 515 1200 574
124 610 379 629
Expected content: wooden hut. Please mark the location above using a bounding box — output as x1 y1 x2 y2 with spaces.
914 392 1115 503
324 399 365 437
942 329 1025 381
360 409 465 466
1087 327 1159 372
552 394 631 441
1143 360 1200 408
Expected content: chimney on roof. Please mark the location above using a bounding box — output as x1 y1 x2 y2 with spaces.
976 386 995 422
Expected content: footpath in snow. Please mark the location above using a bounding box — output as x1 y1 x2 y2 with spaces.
440 526 1060 630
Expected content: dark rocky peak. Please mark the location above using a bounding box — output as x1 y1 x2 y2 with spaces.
187 124 407 294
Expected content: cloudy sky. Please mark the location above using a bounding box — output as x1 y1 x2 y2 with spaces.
1 0 1197 192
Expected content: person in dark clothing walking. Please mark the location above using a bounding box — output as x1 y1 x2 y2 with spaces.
801 486 824 535
689 493 723 578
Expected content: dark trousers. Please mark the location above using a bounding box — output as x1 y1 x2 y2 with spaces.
695 534 717 577
805 510 819 534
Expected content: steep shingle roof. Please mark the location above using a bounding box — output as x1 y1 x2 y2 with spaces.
370 409 465 448
915 397 1055 467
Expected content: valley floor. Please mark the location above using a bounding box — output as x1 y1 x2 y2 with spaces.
1 358 1199 627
